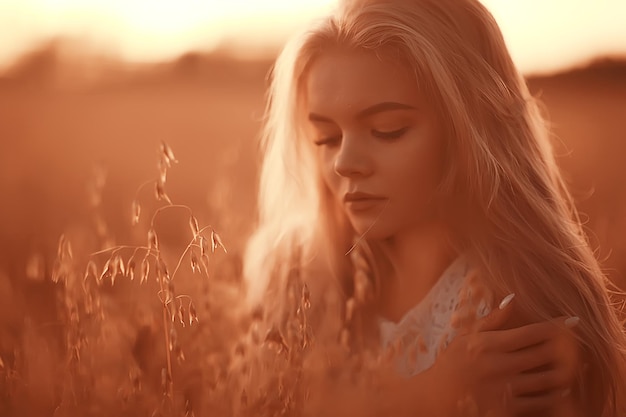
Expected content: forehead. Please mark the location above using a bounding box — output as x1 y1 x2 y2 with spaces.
304 48 422 114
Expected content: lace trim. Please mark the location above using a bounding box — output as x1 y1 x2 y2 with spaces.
378 257 492 377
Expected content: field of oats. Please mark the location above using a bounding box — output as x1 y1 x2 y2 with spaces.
0 43 625 416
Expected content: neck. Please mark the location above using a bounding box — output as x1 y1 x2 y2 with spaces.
375 222 457 322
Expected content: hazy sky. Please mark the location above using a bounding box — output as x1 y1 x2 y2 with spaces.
1 0 625 74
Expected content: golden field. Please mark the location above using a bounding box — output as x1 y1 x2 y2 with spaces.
0 42 625 416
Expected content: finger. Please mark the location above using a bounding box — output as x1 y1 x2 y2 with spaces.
476 293 515 332
486 321 555 352
509 389 567 415
509 369 568 396
505 340 556 374
547 316 581 348
563 316 581 329
547 316 582 382
510 316 581 370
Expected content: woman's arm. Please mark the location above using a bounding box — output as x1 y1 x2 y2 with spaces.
306 296 583 417
399 296 582 417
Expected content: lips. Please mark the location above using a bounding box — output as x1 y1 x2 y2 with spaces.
343 191 384 202
343 192 387 211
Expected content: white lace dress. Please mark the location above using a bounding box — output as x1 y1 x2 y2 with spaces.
378 257 491 378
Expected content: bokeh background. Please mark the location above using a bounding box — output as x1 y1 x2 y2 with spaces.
0 0 625 415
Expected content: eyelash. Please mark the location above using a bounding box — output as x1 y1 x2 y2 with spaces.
314 137 340 147
372 126 409 139
314 127 409 147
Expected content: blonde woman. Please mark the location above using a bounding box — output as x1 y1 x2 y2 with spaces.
243 0 626 415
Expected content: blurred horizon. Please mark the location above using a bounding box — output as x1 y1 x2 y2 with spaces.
1 0 626 76
1 41 625 278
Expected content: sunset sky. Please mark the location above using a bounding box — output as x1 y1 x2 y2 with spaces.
1 0 625 75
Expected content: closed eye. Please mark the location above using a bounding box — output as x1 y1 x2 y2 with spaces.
314 126 409 146
314 136 341 147
372 127 409 139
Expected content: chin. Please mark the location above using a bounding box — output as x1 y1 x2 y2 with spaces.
350 220 394 242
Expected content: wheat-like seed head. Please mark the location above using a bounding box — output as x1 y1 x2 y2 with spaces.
131 200 141 225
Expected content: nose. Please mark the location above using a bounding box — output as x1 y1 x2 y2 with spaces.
333 134 373 178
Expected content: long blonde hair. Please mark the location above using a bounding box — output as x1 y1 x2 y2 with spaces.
243 0 626 413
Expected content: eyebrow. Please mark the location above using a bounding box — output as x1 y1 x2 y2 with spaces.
308 101 416 123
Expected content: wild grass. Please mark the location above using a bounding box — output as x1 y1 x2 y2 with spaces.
1 140 625 417
0 141 397 417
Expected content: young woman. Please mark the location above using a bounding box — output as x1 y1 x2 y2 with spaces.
242 0 626 415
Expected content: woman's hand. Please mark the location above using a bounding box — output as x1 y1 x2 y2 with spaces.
428 294 582 417
310 294 582 417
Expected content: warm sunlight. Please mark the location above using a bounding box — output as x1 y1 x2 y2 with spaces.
481 0 626 73
0 0 336 65
2 0 626 416
1 0 625 73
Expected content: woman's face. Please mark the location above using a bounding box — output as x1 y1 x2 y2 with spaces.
304 48 448 240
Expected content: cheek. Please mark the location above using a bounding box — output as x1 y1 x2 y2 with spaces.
317 151 340 195
395 145 443 182
420 149 446 184
414 129 447 183
388 141 446 206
